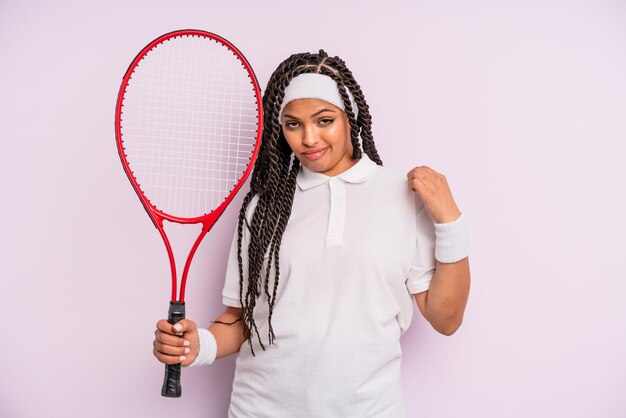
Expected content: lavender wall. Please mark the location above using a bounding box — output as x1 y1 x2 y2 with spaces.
1 0 624 417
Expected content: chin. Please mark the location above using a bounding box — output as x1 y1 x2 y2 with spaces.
300 161 325 172
301 157 335 173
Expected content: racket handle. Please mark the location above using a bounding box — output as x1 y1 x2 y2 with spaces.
161 301 186 398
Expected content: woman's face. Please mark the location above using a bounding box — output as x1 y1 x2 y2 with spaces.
280 98 357 176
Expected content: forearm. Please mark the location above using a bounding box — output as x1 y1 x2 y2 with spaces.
425 257 471 335
208 308 246 359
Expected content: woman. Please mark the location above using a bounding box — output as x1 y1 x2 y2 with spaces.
153 49 471 417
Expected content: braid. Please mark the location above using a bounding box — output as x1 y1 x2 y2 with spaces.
322 55 383 165
235 49 382 356
317 66 362 160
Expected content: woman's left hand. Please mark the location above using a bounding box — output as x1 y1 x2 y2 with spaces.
407 165 462 224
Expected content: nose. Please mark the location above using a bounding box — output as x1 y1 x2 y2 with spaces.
302 124 318 147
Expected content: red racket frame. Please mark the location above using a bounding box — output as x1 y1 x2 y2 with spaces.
114 29 263 303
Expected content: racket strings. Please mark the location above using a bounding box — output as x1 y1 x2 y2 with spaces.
120 34 260 219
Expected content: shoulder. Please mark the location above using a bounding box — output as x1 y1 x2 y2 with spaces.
370 164 409 192
371 164 426 212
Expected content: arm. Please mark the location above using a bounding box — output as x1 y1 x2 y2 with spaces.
209 306 246 359
407 165 470 336
153 306 247 367
414 256 470 335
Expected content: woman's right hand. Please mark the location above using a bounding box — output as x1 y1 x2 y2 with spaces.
153 319 200 367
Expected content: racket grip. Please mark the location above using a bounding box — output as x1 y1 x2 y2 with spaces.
161 301 186 398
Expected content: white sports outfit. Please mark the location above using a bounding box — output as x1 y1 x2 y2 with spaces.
221 152 437 417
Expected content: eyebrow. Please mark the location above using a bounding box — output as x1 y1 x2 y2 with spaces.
282 108 336 120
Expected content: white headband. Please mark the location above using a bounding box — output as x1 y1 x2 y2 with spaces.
279 73 359 120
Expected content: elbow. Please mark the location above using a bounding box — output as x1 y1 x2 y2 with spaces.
434 315 463 336
425 296 467 336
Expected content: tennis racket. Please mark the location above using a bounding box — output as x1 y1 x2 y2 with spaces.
114 29 263 398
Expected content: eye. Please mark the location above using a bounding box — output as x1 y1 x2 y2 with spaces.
318 118 334 126
285 121 300 129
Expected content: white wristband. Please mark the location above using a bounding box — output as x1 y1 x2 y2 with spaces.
185 328 218 368
434 212 470 263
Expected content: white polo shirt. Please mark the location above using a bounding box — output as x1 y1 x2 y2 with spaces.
221 152 437 418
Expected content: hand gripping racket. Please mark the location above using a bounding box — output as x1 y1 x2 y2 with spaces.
114 29 262 397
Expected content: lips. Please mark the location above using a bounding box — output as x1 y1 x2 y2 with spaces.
302 147 328 160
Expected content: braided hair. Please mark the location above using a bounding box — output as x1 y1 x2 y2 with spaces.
235 49 383 356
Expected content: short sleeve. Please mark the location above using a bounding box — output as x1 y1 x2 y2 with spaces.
221 195 259 307
405 195 437 295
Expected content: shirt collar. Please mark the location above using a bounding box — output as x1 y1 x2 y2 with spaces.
296 152 379 191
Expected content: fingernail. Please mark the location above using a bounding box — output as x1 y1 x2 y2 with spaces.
183 340 190 346
184 348 190 354
173 323 183 332
179 355 186 362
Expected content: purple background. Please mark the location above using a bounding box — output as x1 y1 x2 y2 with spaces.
1 1 625 417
